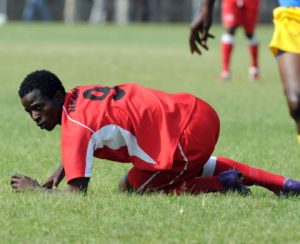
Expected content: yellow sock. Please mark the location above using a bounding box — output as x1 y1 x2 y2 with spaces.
297 135 300 144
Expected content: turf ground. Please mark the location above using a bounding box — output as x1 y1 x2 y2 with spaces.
1 23 300 243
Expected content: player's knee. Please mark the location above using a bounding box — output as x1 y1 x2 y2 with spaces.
286 92 300 121
245 32 254 39
289 102 300 122
221 33 234 45
225 26 237 35
246 34 258 45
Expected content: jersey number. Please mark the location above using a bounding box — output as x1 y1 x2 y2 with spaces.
83 86 125 101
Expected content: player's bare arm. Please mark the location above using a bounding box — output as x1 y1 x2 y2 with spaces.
189 0 216 55
11 173 89 193
42 163 65 189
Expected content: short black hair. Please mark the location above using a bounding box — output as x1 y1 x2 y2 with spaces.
18 70 66 99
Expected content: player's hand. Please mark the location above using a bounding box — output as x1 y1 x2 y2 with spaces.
42 164 65 189
189 4 215 55
11 173 40 192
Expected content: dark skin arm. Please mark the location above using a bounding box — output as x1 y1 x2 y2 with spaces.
189 0 216 55
11 173 89 193
42 163 65 189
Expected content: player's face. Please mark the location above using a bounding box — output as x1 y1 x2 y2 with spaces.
21 89 63 131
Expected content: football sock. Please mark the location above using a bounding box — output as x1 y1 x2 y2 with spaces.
213 157 285 192
221 33 234 72
248 36 259 68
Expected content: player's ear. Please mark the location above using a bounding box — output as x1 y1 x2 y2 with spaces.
54 90 65 105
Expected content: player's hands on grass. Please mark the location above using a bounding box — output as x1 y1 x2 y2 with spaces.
42 164 65 189
189 0 215 55
11 173 40 192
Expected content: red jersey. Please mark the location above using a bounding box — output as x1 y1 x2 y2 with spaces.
61 83 196 182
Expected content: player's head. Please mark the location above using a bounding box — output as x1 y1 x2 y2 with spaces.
18 70 66 131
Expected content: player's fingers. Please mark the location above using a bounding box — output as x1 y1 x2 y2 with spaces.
207 33 215 39
189 36 201 55
194 37 203 55
10 177 20 184
11 182 19 189
200 40 208 50
189 42 195 54
189 40 201 55
201 28 209 41
192 45 202 55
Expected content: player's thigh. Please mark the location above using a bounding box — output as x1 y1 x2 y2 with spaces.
222 0 241 28
172 97 220 174
278 52 300 100
242 0 260 33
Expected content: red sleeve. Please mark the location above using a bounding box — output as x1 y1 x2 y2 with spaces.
61 118 94 183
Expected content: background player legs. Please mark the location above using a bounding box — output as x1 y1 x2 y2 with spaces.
246 32 259 80
243 0 260 80
277 52 300 143
220 27 236 80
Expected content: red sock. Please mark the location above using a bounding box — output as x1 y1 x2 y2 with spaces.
249 43 258 68
221 42 233 72
214 157 285 192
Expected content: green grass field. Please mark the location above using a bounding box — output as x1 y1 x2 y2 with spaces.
1 23 300 243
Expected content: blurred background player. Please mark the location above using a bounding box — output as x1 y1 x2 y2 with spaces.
89 0 129 25
269 0 300 143
22 0 51 22
220 0 260 80
190 0 300 143
0 0 7 25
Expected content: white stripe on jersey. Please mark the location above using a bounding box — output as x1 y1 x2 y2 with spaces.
85 124 157 177
63 106 95 133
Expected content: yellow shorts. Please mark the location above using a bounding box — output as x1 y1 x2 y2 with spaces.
269 7 300 56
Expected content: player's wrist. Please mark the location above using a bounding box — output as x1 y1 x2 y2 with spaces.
33 179 41 188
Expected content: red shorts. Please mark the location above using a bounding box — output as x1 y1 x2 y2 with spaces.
222 0 260 33
126 98 220 194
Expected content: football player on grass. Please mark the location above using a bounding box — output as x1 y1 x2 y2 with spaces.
10 70 300 195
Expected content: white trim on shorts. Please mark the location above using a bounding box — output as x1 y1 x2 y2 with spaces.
200 156 217 177
136 142 190 192
168 143 189 185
